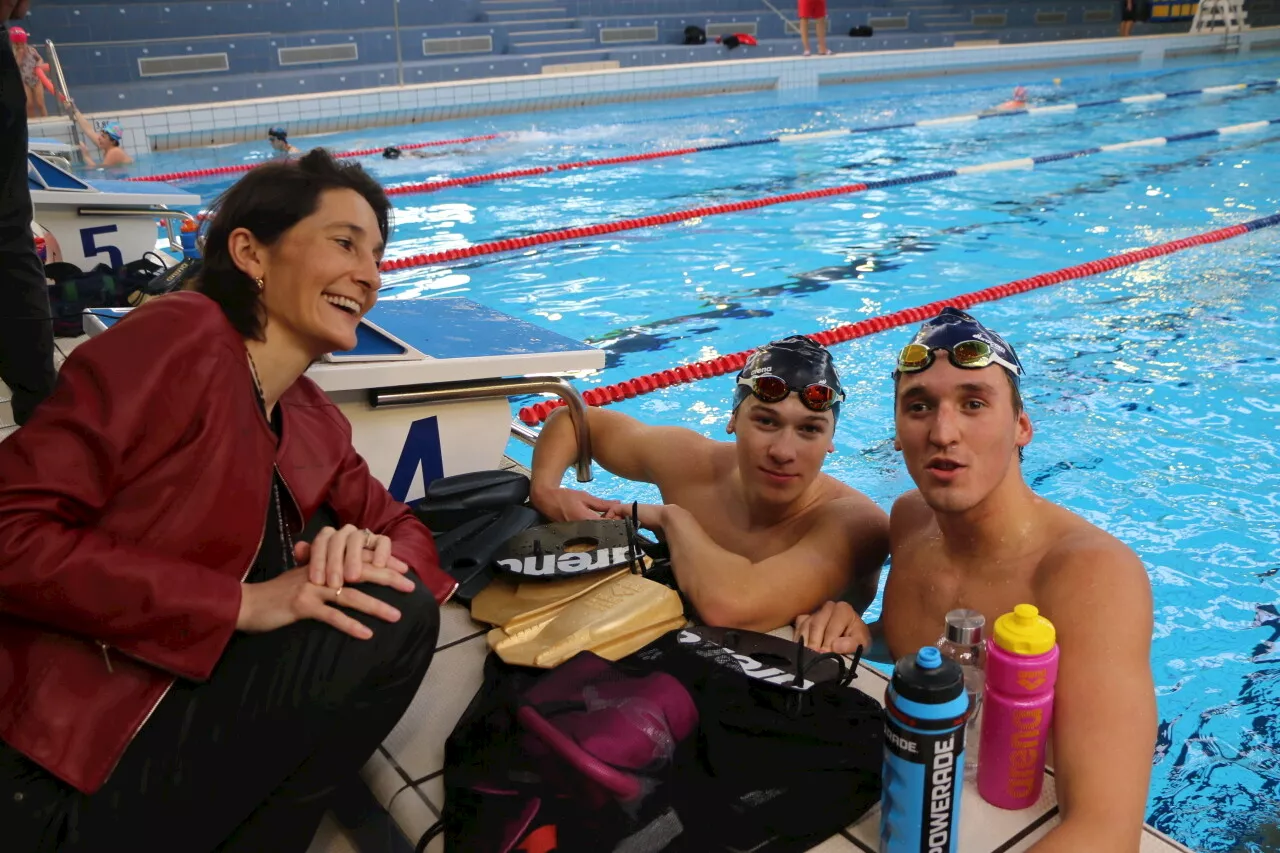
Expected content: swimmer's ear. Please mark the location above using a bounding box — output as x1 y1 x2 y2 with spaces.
1015 410 1033 449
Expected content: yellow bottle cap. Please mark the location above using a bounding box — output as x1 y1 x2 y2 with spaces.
992 603 1056 656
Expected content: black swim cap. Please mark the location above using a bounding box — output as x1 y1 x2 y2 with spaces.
733 335 844 421
898 307 1023 380
383 146 402 159
267 127 288 142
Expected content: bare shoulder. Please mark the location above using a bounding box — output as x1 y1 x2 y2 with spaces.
806 481 888 531
889 489 934 535
646 426 730 484
1034 506 1151 619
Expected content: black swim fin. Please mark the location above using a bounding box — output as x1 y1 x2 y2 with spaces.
434 504 541 602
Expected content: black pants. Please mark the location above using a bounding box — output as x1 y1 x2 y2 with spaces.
0 30 56 425
0 578 440 852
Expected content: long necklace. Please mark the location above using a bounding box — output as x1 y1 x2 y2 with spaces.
246 350 294 572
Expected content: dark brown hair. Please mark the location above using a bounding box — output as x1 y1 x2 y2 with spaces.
191 148 391 340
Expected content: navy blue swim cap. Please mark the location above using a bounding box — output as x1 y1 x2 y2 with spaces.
733 335 844 421
896 307 1023 381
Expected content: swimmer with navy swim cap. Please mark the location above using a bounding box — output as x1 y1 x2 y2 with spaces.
892 306 1023 383
732 334 845 423
800 302 1157 851
382 144 464 160
528 332 888 641
267 127 300 155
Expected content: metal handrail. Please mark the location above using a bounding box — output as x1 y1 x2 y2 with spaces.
509 420 539 448
761 0 803 34
76 207 199 255
391 0 405 87
43 39 82 150
369 376 593 483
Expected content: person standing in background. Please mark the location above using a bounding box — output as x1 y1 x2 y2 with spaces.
0 5 57 427
797 0 832 56
7 26 46 117
1120 0 1137 36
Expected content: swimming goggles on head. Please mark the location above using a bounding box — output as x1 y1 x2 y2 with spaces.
736 374 845 412
896 340 1023 376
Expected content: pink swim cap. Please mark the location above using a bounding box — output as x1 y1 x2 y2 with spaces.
9 26 29 44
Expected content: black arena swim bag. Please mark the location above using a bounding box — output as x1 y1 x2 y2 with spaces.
434 628 883 853
632 627 885 852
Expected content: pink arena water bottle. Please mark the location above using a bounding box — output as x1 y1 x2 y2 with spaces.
976 604 1059 809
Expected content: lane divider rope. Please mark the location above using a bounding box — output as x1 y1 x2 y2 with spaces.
377 79 1279 198
122 133 502 184
382 116 1280 273
516 211 1280 425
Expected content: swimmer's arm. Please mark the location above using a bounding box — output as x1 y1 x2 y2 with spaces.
1027 543 1156 853
663 500 876 632
78 140 98 169
532 405 700 488
67 104 102 152
530 406 702 516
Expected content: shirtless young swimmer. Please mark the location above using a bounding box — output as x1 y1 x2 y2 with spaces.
797 307 1156 852
530 335 889 633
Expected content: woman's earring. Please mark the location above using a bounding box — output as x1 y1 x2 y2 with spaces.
255 277 264 292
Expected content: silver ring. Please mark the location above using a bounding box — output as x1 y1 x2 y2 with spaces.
361 528 376 550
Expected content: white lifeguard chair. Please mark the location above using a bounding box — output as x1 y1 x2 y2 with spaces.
1190 0 1249 49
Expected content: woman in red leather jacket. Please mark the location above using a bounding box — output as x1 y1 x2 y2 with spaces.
0 149 457 851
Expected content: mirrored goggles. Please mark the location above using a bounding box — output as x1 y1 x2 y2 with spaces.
896 340 1022 377
737 374 844 412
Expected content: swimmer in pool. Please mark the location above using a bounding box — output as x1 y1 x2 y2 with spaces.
797 308 1156 852
996 85 1029 111
381 145 464 160
530 335 889 634
67 104 132 168
267 126 301 155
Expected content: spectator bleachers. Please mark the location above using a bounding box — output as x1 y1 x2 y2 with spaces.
19 0 1188 114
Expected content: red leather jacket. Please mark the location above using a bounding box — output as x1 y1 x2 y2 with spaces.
0 292 456 794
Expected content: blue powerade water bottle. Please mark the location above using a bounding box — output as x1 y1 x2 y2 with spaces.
880 646 971 853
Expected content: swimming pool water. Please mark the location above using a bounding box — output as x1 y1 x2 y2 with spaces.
135 51 1280 851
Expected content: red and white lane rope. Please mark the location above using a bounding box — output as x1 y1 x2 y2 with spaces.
516 211 1280 425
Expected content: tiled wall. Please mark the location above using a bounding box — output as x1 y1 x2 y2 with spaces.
25 30 1261 159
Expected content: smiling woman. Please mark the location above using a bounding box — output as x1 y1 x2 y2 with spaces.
0 149 456 850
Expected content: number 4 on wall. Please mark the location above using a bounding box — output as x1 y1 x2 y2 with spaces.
389 416 446 503
80 224 123 270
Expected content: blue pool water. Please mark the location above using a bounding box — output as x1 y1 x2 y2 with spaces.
134 51 1280 851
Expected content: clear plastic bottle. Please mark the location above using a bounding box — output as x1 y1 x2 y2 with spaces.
937 608 986 781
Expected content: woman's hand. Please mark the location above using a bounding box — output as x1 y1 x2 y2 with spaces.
531 486 621 522
236 564 415 639
296 524 409 591
795 600 871 655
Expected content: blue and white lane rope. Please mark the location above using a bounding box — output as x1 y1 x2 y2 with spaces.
384 116 1280 271
386 79 1280 196
777 79 1280 143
